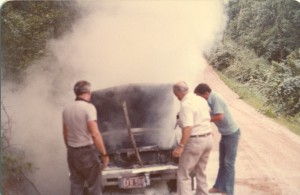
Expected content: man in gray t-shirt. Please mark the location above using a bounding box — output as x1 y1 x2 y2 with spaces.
195 83 240 195
63 80 109 195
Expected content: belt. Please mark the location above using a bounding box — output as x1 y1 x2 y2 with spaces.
69 144 93 150
190 133 211 138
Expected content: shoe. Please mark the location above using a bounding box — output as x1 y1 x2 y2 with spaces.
208 187 222 193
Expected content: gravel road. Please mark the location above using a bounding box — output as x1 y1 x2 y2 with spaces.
202 65 300 195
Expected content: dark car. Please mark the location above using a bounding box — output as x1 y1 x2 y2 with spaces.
91 83 179 192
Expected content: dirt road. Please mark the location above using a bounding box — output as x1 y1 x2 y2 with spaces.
202 65 300 195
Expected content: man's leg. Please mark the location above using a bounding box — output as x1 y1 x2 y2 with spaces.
85 162 102 195
70 171 85 195
194 136 213 195
68 149 85 195
81 149 102 195
177 139 199 195
223 130 240 195
211 138 226 193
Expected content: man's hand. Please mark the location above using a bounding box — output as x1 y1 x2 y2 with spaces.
172 146 184 157
172 126 191 157
101 155 110 170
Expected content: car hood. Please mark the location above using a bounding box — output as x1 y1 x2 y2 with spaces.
91 83 178 153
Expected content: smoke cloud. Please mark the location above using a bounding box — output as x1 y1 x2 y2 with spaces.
2 0 227 194
50 0 227 89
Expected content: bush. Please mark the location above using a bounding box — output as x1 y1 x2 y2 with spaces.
265 76 300 116
2 149 37 195
1 101 40 194
207 38 300 117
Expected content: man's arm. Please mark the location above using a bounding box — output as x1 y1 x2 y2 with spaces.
179 126 192 146
211 113 224 122
63 124 68 147
87 120 109 168
172 126 192 157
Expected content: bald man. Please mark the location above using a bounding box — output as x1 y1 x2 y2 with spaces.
172 81 213 195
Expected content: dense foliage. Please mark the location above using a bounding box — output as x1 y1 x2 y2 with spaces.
226 0 300 62
1 0 80 81
1 1 80 194
207 0 300 117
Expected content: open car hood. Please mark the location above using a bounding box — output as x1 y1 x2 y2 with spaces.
91 83 178 154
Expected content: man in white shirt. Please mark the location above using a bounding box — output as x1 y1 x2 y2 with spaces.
172 81 213 195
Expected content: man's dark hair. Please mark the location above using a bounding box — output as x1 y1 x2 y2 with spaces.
194 83 211 95
74 80 91 96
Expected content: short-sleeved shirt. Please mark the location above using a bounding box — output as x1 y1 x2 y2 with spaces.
179 93 211 135
208 91 238 135
62 100 97 147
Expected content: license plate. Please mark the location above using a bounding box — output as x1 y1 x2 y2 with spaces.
119 176 147 189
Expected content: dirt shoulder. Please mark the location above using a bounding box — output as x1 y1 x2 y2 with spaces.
202 65 300 195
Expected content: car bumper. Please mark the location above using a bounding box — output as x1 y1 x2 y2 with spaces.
102 164 178 187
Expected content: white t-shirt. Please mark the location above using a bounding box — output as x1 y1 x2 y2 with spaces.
62 100 97 147
179 93 211 135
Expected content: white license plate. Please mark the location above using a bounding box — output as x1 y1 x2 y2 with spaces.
119 176 147 189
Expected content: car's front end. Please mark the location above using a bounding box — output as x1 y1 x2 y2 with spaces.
91 84 179 192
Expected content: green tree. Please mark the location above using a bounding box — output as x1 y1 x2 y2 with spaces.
1 1 81 194
1 101 40 194
225 0 300 62
265 50 300 116
207 0 300 118
1 1 80 81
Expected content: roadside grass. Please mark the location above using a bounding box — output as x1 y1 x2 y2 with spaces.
216 70 300 136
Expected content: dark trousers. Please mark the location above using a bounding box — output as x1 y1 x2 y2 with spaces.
214 129 240 195
67 146 102 195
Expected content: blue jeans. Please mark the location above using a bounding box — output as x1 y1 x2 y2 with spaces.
213 129 240 195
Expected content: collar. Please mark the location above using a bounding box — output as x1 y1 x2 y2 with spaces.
181 93 192 102
207 90 215 103
75 97 90 103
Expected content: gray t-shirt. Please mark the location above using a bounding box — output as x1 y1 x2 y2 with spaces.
208 91 238 135
63 100 97 147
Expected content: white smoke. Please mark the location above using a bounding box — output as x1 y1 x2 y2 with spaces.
49 0 227 90
2 0 227 194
